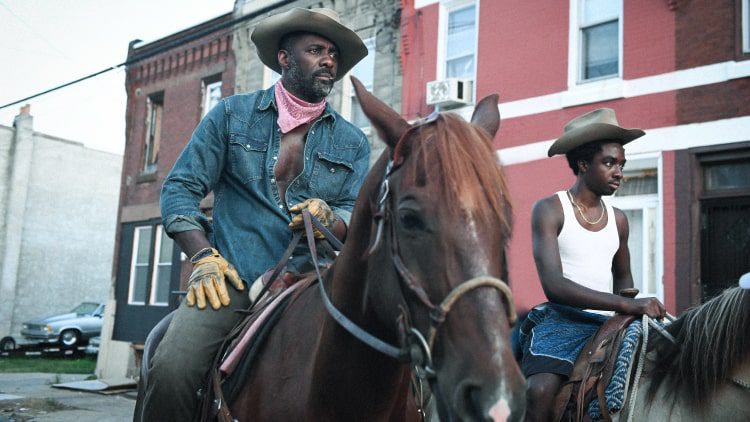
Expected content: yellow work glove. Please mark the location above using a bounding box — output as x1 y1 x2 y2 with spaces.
288 198 337 239
186 248 244 310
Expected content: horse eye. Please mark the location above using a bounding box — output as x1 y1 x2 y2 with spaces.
399 211 424 231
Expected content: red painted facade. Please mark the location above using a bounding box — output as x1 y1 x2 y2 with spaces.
401 0 750 314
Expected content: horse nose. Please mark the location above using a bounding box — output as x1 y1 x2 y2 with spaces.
455 380 491 421
455 379 526 422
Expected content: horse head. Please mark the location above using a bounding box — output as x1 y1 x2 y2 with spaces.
643 286 750 418
348 76 526 421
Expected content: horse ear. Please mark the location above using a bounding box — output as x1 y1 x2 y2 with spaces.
351 76 411 148
470 94 501 138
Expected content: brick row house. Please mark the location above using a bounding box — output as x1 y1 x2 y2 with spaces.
97 0 403 378
96 12 236 377
400 0 750 314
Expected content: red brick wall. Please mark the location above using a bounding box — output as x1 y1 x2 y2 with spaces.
477 0 568 102
623 0 675 79
401 3 439 120
677 78 750 124
661 150 678 315
499 91 677 150
503 158 577 313
123 32 235 208
675 0 737 69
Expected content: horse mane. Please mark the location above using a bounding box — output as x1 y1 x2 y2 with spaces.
647 286 750 410
403 113 513 238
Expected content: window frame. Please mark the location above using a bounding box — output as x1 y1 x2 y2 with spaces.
126 222 175 307
127 226 152 305
607 154 663 301
148 225 174 306
437 0 479 85
143 92 164 174
568 0 623 87
342 37 376 133
201 75 223 118
262 66 281 89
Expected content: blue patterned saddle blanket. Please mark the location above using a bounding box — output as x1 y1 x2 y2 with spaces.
587 320 643 420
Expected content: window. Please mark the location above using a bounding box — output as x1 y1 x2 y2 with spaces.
611 168 660 298
444 2 477 80
150 227 175 305
349 37 376 130
704 160 750 190
201 75 223 118
744 0 750 53
578 0 621 81
263 66 281 89
143 92 164 173
127 224 174 306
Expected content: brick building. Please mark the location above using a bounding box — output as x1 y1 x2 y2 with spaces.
97 12 237 378
400 0 750 314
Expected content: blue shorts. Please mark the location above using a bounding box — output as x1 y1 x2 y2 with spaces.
514 303 608 378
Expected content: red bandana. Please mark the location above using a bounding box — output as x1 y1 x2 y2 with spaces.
274 81 326 134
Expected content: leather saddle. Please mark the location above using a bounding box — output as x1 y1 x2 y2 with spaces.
551 289 641 422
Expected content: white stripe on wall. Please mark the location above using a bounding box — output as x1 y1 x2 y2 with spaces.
498 60 750 119
497 115 750 166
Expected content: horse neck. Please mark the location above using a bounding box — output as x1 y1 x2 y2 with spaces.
310 154 408 404
325 153 386 321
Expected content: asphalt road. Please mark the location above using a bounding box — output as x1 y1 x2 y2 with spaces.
0 373 135 421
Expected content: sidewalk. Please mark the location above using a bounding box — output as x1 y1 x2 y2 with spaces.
0 373 135 422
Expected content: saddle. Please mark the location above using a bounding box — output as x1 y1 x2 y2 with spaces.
197 216 342 422
551 313 636 422
197 274 310 422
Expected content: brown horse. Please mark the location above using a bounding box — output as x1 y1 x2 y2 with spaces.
615 285 750 421
226 78 525 421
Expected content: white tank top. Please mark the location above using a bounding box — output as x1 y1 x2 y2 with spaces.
556 191 619 294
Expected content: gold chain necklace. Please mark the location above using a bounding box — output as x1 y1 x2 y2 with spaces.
567 190 605 225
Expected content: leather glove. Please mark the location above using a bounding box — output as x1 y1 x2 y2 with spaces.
186 248 244 310
288 198 337 239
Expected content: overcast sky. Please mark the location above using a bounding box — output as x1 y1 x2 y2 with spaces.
0 0 236 154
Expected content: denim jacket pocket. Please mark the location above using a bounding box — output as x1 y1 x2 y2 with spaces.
228 133 267 183
310 151 354 201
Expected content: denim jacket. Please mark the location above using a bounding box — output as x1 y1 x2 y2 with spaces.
161 85 370 283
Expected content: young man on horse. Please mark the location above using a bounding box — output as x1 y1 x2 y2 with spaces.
140 8 369 421
516 108 667 422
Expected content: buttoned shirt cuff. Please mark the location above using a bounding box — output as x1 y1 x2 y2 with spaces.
163 215 206 236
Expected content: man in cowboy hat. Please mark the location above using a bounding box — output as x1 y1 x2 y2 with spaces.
514 108 666 421
139 8 370 420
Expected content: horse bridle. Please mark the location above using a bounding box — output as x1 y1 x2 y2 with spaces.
303 120 517 419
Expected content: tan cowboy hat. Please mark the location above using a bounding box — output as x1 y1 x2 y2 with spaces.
251 7 368 82
547 108 645 157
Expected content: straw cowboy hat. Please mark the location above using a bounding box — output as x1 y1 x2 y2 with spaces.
547 108 645 157
251 7 368 82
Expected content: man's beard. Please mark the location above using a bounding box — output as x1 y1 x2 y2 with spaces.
285 56 334 102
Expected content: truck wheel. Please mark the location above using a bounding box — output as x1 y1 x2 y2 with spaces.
60 330 81 348
0 336 16 351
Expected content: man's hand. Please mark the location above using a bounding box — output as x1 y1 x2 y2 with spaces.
288 198 337 239
623 297 666 319
186 248 244 310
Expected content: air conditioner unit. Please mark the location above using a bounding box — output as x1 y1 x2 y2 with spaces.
426 78 473 107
